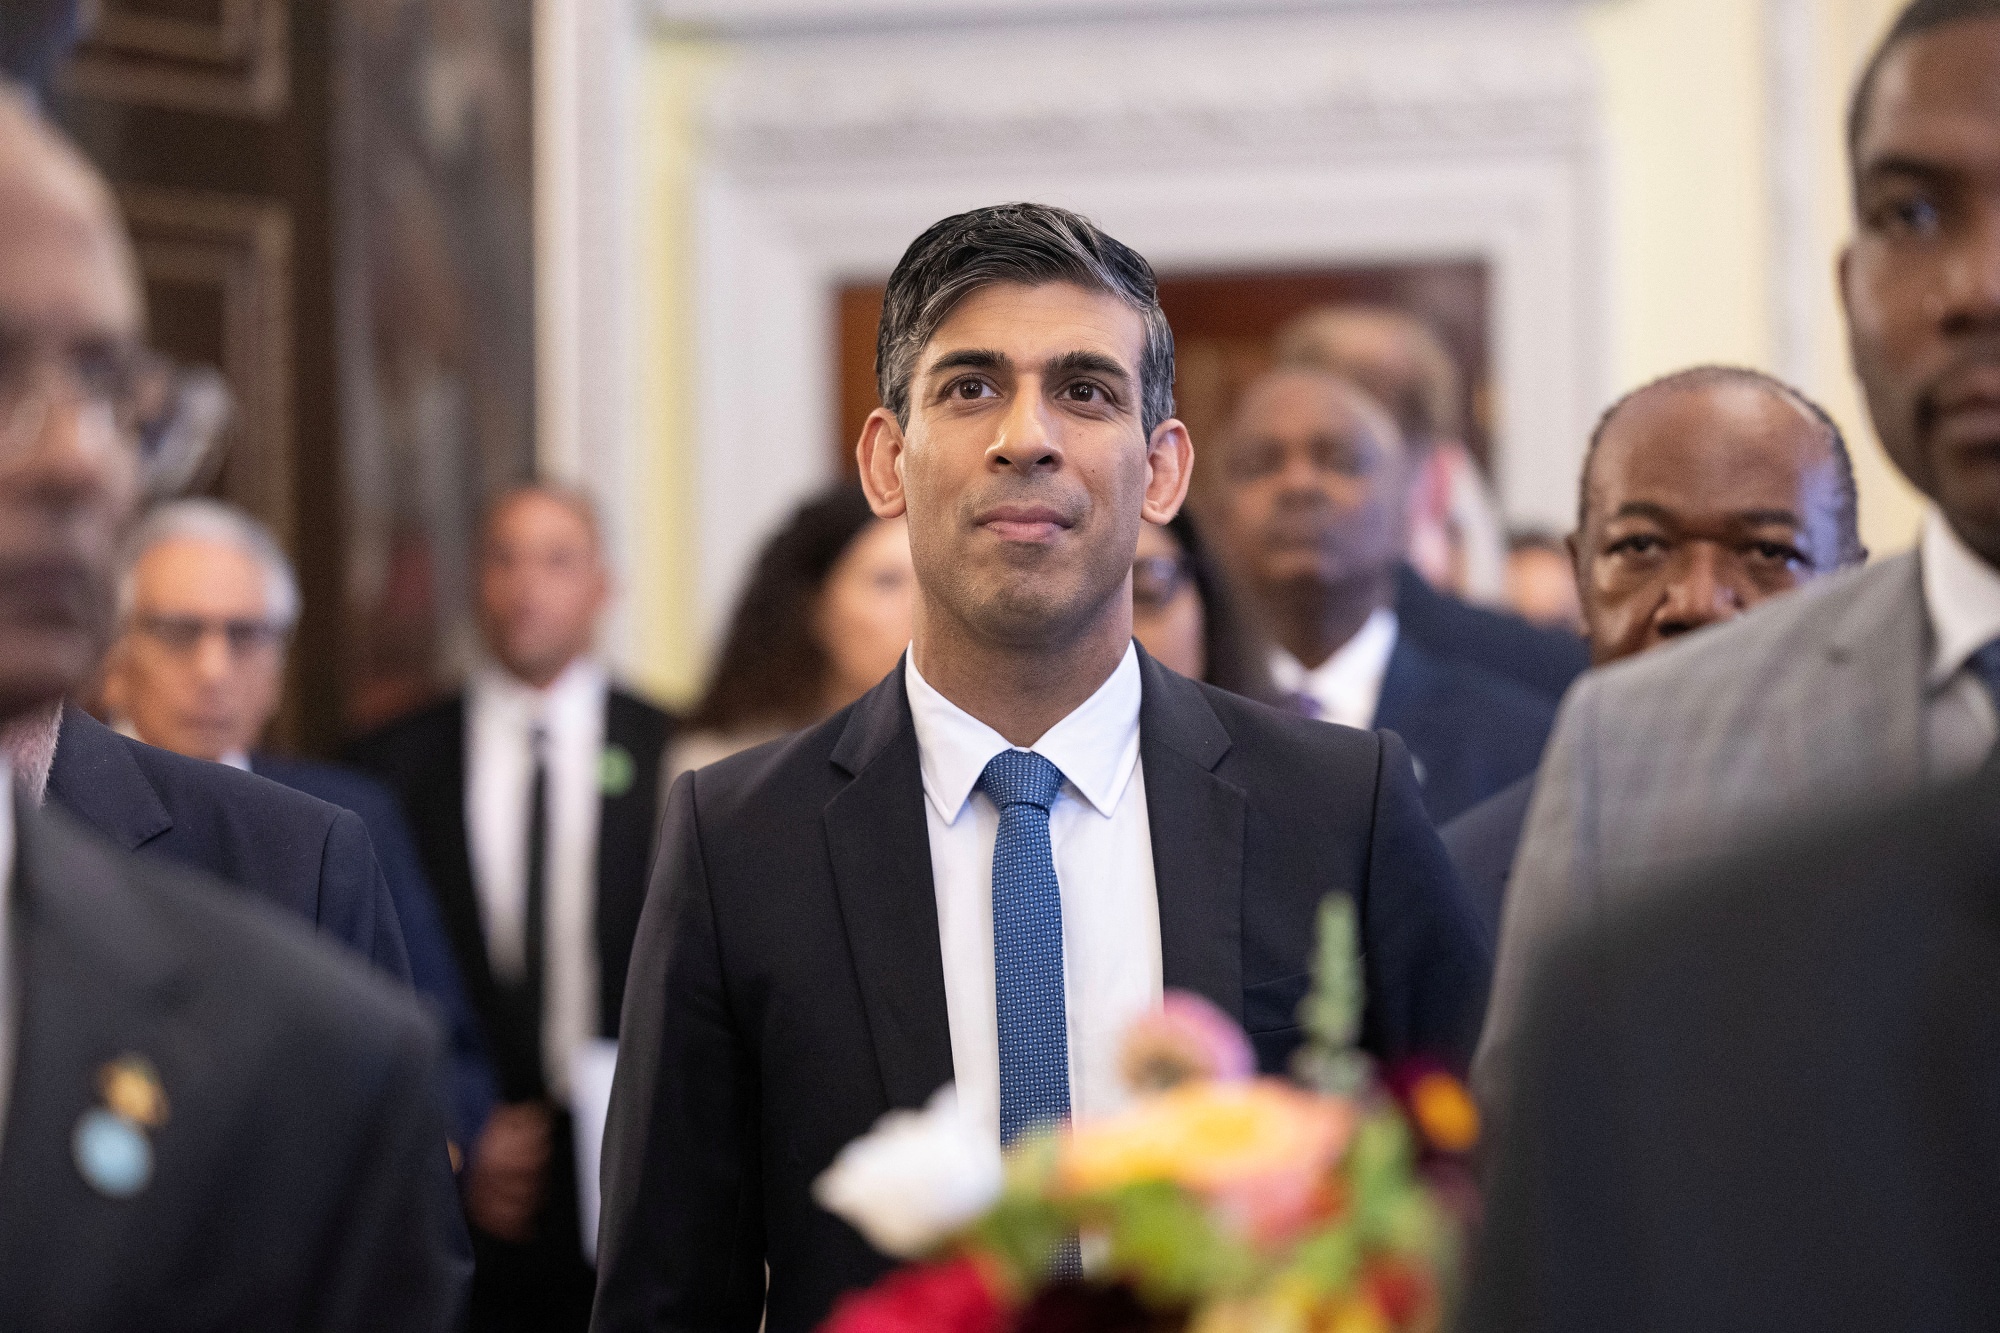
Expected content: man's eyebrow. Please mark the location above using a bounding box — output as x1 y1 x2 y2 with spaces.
1857 154 1954 187
926 348 1008 378
1607 501 1803 527
1044 350 1133 384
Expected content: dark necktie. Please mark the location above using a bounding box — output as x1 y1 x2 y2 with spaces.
519 723 550 1096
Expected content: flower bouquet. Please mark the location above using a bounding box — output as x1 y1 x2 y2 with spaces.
812 897 1479 1333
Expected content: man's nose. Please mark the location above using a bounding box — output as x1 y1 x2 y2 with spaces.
11 389 121 504
987 390 1062 474
192 629 236 683
1654 545 1745 637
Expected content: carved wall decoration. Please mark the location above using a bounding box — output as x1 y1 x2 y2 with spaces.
119 188 294 548
65 0 289 118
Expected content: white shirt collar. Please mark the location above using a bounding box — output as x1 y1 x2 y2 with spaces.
469 655 609 729
1267 606 1400 730
904 642 1143 826
1920 509 2000 687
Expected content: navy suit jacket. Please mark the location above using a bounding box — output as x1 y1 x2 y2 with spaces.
1439 772 1535 949
1374 637 1556 825
252 754 501 1147
593 648 1491 1333
47 707 411 982
1394 564 1587 702
0 796 469 1330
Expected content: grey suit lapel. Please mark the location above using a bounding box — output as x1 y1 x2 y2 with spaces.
1795 553 1929 796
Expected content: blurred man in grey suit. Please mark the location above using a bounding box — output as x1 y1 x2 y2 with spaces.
1481 0 2000 1106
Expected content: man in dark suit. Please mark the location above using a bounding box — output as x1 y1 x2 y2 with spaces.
352 483 674 1332
1462 761 2000 1331
0 81 465 1327
1205 364 1555 824
593 203 1489 1333
96 497 500 1152
1267 304 1589 701
1439 367 1865 941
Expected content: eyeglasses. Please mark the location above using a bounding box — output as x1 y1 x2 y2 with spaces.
135 614 290 658
1132 554 1191 612
0 324 227 495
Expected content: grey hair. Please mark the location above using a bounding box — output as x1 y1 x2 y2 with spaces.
116 499 301 629
876 203 1176 437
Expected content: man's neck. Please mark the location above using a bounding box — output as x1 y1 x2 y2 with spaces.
1264 570 1395 672
910 598 1133 748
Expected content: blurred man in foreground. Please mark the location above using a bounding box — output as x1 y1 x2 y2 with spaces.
1467 2 2000 1324
0 83 464 1329
1273 306 1588 699
100 497 499 1155
1207 365 1555 823
352 483 674 1333
1441 367 1864 939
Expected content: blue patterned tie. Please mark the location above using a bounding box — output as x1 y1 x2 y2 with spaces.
979 749 1072 1147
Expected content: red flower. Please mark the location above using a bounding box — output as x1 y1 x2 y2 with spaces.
820 1256 1006 1333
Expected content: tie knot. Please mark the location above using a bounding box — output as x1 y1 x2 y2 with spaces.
978 749 1064 812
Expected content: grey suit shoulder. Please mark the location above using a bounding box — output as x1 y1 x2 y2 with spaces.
1479 554 1929 1101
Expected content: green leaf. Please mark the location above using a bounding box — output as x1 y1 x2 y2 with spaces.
1292 895 1368 1094
1094 1181 1258 1306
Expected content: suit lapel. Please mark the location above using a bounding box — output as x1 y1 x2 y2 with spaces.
1799 554 1928 793
0 800 188 1321
823 671 955 1111
44 706 171 851
1136 651 1246 1023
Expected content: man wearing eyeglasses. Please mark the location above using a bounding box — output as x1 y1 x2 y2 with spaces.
97 497 501 1166
0 82 465 1327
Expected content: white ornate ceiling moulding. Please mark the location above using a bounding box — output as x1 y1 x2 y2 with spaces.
701 13 1599 173
680 5 1611 641
652 0 1584 38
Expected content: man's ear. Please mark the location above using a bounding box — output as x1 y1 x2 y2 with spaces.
857 408 910 519
1139 418 1194 526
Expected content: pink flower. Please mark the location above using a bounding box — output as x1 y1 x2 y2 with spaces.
819 1256 1006 1333
1119 992 1255 1095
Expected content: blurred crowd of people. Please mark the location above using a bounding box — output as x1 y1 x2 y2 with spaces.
2 0 2000 1329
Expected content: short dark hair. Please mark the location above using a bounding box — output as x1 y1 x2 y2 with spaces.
1847 0 2000 169
1578 366 1865 568
686 483 881 736
875 203 1176 437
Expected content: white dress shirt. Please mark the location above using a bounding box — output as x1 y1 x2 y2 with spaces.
905 644 1162 1148
1268 606 1400 730
466 657 607 1104
1920 509 2000 780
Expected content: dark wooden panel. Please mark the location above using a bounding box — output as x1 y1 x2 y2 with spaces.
63 0 287 118
120 188 293 549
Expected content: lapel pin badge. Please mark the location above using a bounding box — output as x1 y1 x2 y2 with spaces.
74 1054 168 1200
599 743 635 799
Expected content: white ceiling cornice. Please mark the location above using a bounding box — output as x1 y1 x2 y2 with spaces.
648 0 1585 39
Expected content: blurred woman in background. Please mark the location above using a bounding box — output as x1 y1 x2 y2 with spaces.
1132 511 1275 702
670 484 915 778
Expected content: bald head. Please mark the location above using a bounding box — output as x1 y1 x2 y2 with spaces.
1273 305 1462 448
0 86 139 342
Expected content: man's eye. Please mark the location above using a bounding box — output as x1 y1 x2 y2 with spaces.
947 378 996 401
1606 534 1665 557
1874 193 1944 237
1061 381 1106 404
1748 541 1808 567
